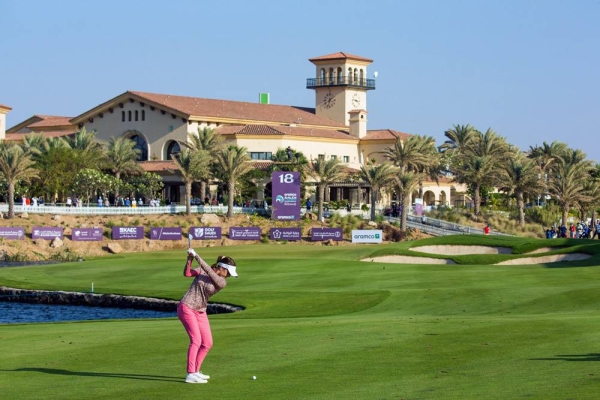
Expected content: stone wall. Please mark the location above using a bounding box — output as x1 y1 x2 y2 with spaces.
0 286 243 314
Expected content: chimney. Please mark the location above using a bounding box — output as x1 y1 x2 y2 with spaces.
348 109 367 139
0 104 12 140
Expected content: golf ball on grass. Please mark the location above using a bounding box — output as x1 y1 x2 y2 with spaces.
252 376 256 380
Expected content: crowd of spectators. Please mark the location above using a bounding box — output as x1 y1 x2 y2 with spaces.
544 220 600 239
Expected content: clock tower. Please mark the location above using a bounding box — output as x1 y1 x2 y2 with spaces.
306 52 375 126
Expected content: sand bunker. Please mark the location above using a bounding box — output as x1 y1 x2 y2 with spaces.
525 247 565 254
495 253 591 265
363 256 455 264
410 245 513 255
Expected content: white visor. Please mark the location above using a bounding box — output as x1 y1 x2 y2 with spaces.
218 262 238 277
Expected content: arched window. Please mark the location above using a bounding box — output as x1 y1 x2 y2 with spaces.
166 141 181 160
121 111 125 122
359 69 364 85
337 67 343 84
128 111 132 121
135 110 139 121
141 110 145 121
129 134 148 161
348 67 353 84
353 68 358 84
320 68 326 85
329 67 334 84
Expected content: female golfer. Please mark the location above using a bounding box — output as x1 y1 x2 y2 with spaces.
179 248 238 384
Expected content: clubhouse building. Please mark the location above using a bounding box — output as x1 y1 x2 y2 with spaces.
2 52 455 208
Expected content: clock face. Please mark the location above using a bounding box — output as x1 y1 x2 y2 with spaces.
352 94 361 108
322 91 336 109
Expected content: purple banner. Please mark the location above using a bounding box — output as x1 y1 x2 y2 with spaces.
269 227 302 241
112 226 144 240
229 226 262 240
72 228 103 241
311 228 343 241
0 227 25 240
190 227 222 240
271 171 301 221
32 226 64 240
150 227 182 240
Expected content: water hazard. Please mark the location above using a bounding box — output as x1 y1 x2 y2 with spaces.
0 302 176 324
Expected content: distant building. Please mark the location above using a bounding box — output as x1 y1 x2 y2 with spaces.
4 52 454 208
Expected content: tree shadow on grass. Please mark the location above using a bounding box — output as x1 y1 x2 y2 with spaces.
2 368 182 383
530 353 600 362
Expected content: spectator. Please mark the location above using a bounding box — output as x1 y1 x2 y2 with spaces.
125 197 131 207
39 196 44 206
66 197 72 207
484 224 490 235
138 197 143 206
306 199 312 212
98 196 103 207
346 203 351 212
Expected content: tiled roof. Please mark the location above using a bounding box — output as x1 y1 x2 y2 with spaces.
309 52 373 63
251 161 273 171
0 104 12 111
5 130 76 141
110 91 346 128
28 116 73 128
361 129 412 141
216 124 355 141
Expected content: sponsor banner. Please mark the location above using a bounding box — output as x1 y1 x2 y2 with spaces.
415 198 423 216
271 171 301 221
311 228 343 241
269 227 302 241
0 227 25 240
150 227 182 240
351 229 383 244
190 226 222 240
32 226 64 240
229 226 262 240
112 226 144 240
71 228 103 241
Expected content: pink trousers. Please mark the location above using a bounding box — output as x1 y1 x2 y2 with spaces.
177 303 213 373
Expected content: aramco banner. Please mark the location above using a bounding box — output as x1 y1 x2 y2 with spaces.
351 230 383 244
271 171 300 221
189 227 222 240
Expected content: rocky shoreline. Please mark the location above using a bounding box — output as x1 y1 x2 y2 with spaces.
0 286 244 314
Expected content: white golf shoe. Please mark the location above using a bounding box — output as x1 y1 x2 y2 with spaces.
185 373 208 384
194 372 210 380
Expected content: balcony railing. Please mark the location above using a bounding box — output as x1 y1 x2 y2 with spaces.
306 77 376 90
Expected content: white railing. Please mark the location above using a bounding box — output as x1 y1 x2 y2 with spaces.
0 204 270 216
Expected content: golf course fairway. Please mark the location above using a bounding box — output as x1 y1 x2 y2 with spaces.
1 235 600 399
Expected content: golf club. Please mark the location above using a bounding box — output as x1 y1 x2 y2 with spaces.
188 233 192 249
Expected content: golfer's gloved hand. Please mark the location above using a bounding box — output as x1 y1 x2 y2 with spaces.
187 249 198 258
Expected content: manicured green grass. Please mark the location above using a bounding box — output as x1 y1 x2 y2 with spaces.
1 235 600 399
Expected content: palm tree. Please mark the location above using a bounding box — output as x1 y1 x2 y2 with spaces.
213 145 254 218
359 162 398 221
185 127 225 202
498 150 542 227
171 147 211 216
393 172 421 230
379 135 434 174
303 157 347 221
448 129 509 216
68 128 105 171
547 148 593 226
106 136 143 200
0 143 39 219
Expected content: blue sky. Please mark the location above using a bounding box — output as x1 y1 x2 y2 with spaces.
2 0 599 161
